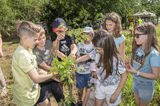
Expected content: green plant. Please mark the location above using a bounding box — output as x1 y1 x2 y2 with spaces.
50 56 76 105
67 28 89 43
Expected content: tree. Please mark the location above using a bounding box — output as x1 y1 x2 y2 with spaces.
0 0 15 37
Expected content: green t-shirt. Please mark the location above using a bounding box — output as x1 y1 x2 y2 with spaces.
12 45 40 106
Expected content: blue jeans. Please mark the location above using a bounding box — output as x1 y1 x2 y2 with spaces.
132 78 155 101
76 72 92 89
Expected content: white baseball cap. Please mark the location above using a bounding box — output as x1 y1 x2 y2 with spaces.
83 27 94 34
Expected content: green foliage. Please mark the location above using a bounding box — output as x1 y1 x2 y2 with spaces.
0 0 45 37
67 28 89 43
1 0 160 37
50 57 75 85
0 0 15 36
50 56 76 105
44 0 114 31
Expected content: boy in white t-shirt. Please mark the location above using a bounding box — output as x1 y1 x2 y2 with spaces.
75 27 96 106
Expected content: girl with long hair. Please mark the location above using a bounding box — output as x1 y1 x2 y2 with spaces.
125 22 160 106
103 12 125 60
91 29 127 106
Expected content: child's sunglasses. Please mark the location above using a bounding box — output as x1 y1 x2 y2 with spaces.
134 33 144 38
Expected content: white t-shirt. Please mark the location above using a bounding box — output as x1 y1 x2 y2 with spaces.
76 42 96 74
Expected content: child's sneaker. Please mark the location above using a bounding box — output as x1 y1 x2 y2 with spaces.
0 87 7 96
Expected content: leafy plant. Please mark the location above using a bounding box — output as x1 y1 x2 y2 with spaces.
67 28 89 43
50 56 76 105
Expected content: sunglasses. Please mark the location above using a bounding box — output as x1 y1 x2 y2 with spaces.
134 33 144 38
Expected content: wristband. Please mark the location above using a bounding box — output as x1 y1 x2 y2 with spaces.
137 71 140 76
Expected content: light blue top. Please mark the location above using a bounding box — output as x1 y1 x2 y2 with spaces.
114 34 125 49
132 46 160 82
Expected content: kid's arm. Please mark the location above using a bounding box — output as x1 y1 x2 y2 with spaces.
75 54 90 63
76 49 96 63
52 38 60 51
119 41 125 61
125 60 160 80
113 72 127 94
110 71 127 103
37 69 48 75
39 62 51 71
28 68 53 84
90 61 98 79
128 66 160 80
55 50 66 59
138 67 160 80
69 44 77 58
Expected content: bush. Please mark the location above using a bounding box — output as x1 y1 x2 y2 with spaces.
0 0 46 38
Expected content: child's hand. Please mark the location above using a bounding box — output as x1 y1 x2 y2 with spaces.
69 53 76 59
52 74 61 83
92 71 98 79
76 55 80 59
125 60 136 74
57 33 65 41
125 60 130 69
70 63 75 68
110 92 119 103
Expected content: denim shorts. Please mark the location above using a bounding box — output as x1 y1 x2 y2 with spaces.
76 72 92 89
132 78 155 101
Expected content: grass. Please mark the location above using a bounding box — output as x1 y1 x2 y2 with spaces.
0 40 19 105
1 24 160 105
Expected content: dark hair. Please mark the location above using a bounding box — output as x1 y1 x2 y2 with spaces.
131 22 159 69
92 29 120 79
103 12 122 37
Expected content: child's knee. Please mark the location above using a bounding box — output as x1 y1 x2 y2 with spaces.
38 98 50 106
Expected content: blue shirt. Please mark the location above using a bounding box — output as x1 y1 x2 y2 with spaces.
132 46 160 82
114 34 125 49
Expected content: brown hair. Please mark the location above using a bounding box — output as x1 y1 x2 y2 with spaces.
92 29 122 79
131 22 159 68
103 12 122 37
16 21 43 37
